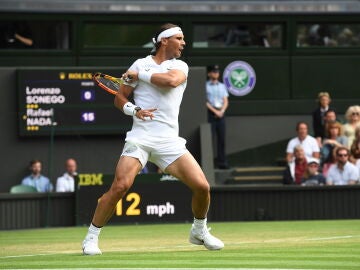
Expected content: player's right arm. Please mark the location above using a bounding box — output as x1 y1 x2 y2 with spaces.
114 81 156 120
114 84 134 111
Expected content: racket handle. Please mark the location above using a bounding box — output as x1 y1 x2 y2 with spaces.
124 75 132 82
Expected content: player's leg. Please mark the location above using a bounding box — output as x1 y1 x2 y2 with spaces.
165 152 224 250
165 152 210 218
82 155 142 255
92 156 142 227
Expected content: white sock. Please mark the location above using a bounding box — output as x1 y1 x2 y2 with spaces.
87 223 102 238
193 217 207 230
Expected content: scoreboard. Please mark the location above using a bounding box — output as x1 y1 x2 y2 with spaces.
17 68 132 136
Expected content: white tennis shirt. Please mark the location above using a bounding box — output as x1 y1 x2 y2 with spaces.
286 135 320 160
326 162 359 185
125 55 189 141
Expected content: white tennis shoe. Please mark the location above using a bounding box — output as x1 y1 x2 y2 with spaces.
189 225 224 250
82 235 102 255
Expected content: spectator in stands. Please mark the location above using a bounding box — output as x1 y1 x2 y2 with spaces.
321 121 348 166
283 145 307 185
324 108 337 122
286 122 320 163
350 125 360 163
326 146 359 185
225 25 251 46
322 146 337 178
301 157 326 186
342 105 360 148
323 109 338 131
1 22 33 48
21 159 53 192
56 158 77 192
354 156 360 179
312 92 334 146
352 126 360 181
307 24 335 46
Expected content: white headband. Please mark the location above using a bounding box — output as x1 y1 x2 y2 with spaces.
152 27 183 44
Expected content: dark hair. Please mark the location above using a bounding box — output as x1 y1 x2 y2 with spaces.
296 121 308 131
336 146 349 156
151 23 180 56
29 159 41 167
324 109 336 116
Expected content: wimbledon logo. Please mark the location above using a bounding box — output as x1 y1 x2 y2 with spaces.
223 61 256 96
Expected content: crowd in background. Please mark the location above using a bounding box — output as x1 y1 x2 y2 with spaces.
18 91 360 193
284 92 360 186
19 158 77 193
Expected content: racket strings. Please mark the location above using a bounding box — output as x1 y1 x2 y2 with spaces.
98 77 120 91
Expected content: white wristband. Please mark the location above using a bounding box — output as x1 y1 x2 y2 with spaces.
123 102 137 116
138 70 153 84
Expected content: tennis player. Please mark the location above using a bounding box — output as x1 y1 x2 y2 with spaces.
82 23 224 255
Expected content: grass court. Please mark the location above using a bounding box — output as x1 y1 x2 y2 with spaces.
1 220 360 269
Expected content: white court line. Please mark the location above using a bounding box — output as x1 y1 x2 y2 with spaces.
7 269 329 270
306 235 355 241
2 235 358 260
2 253 57 258
0 245 197 259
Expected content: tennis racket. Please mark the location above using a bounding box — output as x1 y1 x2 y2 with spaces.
93 72 131 95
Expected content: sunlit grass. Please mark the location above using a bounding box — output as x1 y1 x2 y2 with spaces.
1 220 360 269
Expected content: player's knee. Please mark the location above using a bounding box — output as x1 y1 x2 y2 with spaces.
196 180 210 195
111 177 132 197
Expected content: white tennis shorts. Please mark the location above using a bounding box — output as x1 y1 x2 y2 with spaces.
121 137 188 171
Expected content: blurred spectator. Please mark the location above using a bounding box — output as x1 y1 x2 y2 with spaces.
337 27 357 47
326 147 359 185
323 109 338 128
0 22 33 48
322 146 337 178
321 121 348 166
286 122 320 163
350 125 360 163
0 21 70 50
225 26 251 46
355 158 360 179
342 105 360 148
297 23 360 48
21 159 53 192
307 24 335 46
301 157 326 186
324 108 337 122
283 145 307 185
56 158 77 192
312 92 334 145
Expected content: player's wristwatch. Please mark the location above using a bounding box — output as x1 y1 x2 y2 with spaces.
134 106 141 115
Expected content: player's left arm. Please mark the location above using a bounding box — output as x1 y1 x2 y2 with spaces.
150 69 186 88
126 69 186 89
